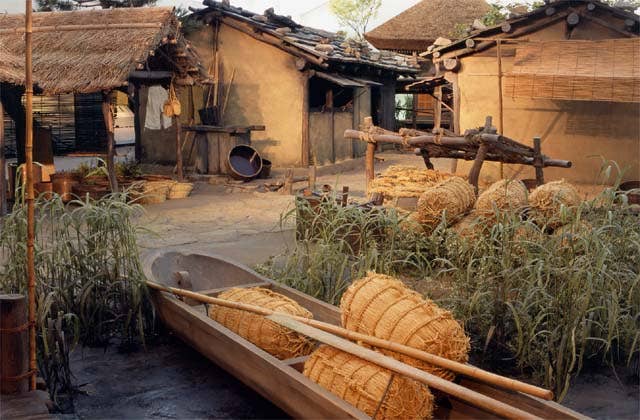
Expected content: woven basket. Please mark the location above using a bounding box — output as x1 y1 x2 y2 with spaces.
168 182 194 199
139 180 175 204
304 345 434 420
416 177 476 230
475 179 528 219
528 180 581 228
209 287 314 360
341 273 470 381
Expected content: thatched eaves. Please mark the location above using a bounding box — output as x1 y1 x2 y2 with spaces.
0 42 24 85
364 0 491 53
422 0 639 60
194 0 420 76
0 7 208 95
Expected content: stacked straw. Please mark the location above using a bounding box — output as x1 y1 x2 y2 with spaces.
304 345 434 419
529 180 581 228
209 287 314 359
475 179 528 219
370 166 455 199
341 273 470 381
416 177 476 230
451 212 484 241
140 180 176 204
168 182 194 199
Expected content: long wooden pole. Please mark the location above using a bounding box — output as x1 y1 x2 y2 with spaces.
0 101 6 217
102 91 118 193
145 280 553 401
497 39 505 179
25 0 37 392
270 314 542 420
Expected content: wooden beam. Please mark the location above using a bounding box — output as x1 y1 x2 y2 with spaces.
129 71 173 80
101 91 118 193
0 22 163 35
433 85 442 130
577 10 636 37
0 101 6 217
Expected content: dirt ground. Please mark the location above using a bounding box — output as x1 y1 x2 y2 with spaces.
64 151 638 419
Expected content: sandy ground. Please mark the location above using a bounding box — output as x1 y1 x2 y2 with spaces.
58 151 638 419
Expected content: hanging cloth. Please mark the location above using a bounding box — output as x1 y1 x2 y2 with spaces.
144 85 172 130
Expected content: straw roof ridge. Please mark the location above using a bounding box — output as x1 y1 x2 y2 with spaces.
0 7 204 95
423 0 639 58
365 0 491 51
195 0 419 74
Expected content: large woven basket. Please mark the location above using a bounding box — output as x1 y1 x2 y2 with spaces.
475 179 528 219
168 182 194 199
528 180 581 228
416 177 476 230
341 273 470 381
209 287 314 360
139 180 176 204
304 345 434 420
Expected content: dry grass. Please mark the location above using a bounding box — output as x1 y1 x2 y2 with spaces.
416 176 476 230
369 165 455 199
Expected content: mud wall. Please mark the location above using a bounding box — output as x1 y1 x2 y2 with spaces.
454 19 640 184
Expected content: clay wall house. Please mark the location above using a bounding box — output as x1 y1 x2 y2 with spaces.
365 0 490 130
420 0 639 184
188 1 419 167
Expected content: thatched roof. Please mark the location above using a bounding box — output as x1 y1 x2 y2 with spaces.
0 43 23 85
365 0 491 52
0 7 206 95
194 0 420 75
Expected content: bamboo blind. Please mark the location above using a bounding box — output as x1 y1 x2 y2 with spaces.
503 38 640 103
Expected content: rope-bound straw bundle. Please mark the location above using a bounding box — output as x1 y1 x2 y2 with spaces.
304 345 434 420
529 180 581 228
168 182 194 199
209 287 314 359
416 177 476 230
341 273 470 381
139 180 176 204
451 212 484 241
370 165 455 199
475 179 528 219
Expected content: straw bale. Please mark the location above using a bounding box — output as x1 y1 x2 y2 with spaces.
553 220 592 247
416 177 476 230
475 179 528 219
341 273 470 381
529 180 581 228
209 287 314 360
451 212 484 241
304 345 434 419
370 166 455 200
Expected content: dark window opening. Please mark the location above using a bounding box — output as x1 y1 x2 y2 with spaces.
309 76 354 112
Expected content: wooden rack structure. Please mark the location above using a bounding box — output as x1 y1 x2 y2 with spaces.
344 116 572 192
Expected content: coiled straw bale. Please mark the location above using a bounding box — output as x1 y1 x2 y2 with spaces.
341 273 470 381
475 179 528 219
529 180 581 228
370 165 455 199
209 287 314 359
304 345 434 419
416 177 476 230
451 212 484 241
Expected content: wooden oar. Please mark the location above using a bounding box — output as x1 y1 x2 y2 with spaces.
145 281 553 401
269 314 541 420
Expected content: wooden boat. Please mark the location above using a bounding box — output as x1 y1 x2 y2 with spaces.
143 250 588 419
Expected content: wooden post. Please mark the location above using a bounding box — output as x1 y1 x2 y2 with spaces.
341 186 349 207
468 142 489 193
433 86 442 130
283 168 294 195
533 136 544 186
450 74 461 174
24 0 36 392
301 71 310 166
1 294 29 394
363 116 375 193
411 93 417 129
175 116 183 181
497 39 505 179
308 165 316 191
101 91 118 193
0 101 6 217
131 83 142 162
